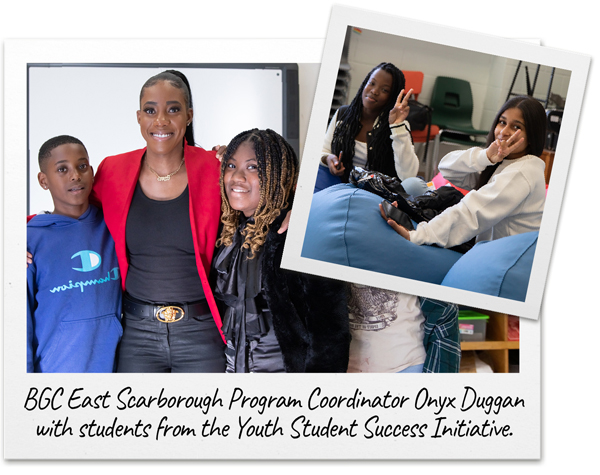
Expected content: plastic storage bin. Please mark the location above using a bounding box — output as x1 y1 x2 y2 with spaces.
458 310 489 342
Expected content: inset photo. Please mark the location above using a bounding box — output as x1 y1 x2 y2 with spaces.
283 6 590 320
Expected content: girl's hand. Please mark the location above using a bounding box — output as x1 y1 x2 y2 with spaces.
278 209 291 234
379 202 411 241
388 89 414 125
212 145 227 161
325 152 345 177
486 129 525 164
27 251 33 267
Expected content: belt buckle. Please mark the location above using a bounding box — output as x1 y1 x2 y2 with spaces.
156 305 184 323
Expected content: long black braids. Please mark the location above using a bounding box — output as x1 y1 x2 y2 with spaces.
330 62 405 181
139 69 196 146
218 129 299 257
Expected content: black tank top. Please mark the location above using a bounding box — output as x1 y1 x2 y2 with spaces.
125 182 205 303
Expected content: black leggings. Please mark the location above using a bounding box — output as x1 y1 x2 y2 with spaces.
117 298 225 373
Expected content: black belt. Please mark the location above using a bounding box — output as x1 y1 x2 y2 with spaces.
123 294 211 323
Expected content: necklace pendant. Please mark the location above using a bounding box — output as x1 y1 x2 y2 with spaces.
146 156 184 182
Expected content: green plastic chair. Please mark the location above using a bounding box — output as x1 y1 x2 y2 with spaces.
429 76 490 178
430 76 489 138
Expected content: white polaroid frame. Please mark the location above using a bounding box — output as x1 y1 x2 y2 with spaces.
5 37 539 461
282 5 590 321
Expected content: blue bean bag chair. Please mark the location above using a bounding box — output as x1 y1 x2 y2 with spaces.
441 231 538 302
302 183 537 301
302 184 463 285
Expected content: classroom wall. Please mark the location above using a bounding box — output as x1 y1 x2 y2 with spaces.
344 28 571 131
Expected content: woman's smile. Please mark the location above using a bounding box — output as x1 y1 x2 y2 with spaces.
150 132 174 139
137 81 193 158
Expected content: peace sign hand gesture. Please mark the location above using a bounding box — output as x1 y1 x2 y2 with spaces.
486 129 525 164
388 88 414 126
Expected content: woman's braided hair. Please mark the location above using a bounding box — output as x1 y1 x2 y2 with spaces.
331 62 405 181
217 129 298 257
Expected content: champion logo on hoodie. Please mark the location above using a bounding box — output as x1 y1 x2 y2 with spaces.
50 267 120 294
48 249 119 294
72 250 101 272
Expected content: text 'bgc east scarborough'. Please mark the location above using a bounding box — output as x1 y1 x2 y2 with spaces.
24 386 525 441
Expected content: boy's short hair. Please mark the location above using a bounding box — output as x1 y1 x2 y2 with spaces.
38 135 88 171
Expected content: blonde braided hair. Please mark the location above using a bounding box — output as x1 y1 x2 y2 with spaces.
217 129 299 258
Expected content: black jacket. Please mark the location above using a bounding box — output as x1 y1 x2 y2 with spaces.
213 214 351 373
262 225 350 372
334 105 400 181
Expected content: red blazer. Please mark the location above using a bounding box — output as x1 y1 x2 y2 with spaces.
91 142 224 341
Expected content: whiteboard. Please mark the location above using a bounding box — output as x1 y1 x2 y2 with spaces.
27 64 299 214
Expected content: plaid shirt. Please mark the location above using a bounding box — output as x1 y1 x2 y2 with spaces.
419 297 461 373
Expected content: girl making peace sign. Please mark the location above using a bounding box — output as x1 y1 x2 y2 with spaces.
321 63 423 193
381 95 547 248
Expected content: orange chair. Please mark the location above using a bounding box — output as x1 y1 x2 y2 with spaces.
403 70 439 180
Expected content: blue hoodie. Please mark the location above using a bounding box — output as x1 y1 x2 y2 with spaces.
27 205 122 372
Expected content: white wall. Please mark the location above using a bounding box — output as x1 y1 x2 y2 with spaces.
28 63 319 214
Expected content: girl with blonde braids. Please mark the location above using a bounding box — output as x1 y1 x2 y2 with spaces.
212 129 350 373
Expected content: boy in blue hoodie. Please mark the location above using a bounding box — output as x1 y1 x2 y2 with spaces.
27 135 122 372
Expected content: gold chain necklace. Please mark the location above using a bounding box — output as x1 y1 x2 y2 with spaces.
146 157 185 182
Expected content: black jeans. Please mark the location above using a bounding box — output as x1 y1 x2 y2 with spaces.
117 296 225 373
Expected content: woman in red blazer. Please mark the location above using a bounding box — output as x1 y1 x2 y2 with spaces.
91 70 226 372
